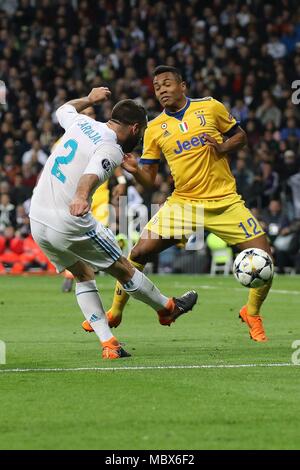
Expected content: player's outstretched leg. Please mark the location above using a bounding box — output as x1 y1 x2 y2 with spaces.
82 254 198 333
100 233 177 329
237 235 273 342
103 234 161 329
81 255 143 332
120 267 198 327
82 234 185 332
69 261 131 359
85 256 198 330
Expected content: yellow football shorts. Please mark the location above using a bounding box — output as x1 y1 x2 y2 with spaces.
144 193 265 246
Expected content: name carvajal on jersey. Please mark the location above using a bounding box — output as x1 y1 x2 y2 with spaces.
77 118 102 144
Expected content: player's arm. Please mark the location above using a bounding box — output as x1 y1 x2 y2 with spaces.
64 87 111 113
56 87 111 130
121 125 160 188
70 144 123 217
204 126 247 154
112 167 127 197
121 154 159 188
203 99 247 155
70 174 99 216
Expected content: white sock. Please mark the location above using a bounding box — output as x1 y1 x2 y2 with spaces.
122 269 169 310
75 280 113 343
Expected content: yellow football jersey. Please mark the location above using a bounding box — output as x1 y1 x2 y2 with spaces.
141 97 239 200
91 181 110 225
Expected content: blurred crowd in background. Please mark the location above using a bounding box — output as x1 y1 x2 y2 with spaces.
1 0 300 274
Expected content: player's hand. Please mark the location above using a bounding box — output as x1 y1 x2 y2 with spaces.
121 153 138 174
88 87 111 105
202 134 226 154
112 183 127 198
69 197 90 217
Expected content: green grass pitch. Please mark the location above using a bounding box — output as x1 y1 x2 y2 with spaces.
0 274 299 450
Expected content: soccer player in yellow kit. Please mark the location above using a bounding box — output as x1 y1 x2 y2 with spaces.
82 65 273 342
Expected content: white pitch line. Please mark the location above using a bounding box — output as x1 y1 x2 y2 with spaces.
0 363 296 373
173 284 300 296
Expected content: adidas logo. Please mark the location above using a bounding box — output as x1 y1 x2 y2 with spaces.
163 130 171 137
89 313 100 323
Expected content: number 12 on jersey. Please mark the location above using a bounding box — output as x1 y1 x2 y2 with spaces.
238 217 262 239
51 139 78 183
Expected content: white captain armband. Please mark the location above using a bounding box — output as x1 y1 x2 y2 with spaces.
117 176 126 184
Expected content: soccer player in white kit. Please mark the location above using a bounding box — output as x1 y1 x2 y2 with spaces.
29 87 198 359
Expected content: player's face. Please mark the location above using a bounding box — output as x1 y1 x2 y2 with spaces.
122 124 146 153
153 72 186 109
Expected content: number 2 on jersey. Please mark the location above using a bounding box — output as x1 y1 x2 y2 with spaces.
51 139 78 183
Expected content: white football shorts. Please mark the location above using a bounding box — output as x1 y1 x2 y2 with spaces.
30 219 122 273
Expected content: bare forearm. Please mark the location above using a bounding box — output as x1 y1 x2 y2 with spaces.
133 167 156 188
64 87 111 113
65 97 93 113
221 130 247 153
75 174 100 200
121 156 158 188
70 174 100 216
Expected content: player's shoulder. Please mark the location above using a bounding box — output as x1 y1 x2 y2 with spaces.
189 96 220 108
95 140 122 155
190 96 213 103
190 97 230 116
93 141 123 165
146 111 167 132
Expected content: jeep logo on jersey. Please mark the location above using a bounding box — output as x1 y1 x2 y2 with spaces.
174 135 206 154
102 158 111 172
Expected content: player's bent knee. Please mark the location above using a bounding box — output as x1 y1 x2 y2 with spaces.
105 256 135 284
130 245 151 265
130 247 141 263
67 261 94 283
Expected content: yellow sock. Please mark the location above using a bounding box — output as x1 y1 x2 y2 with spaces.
247 279 272 316
109 258 145 317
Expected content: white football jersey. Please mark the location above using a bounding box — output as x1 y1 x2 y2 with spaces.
30 104 124 234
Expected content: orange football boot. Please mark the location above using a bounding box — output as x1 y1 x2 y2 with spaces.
101 336 131 359
157 290 198 326
239 305 267 342
82 319 94 332
106 310 122 328
81 309 122 332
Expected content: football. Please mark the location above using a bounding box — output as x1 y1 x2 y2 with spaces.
233 248 274 288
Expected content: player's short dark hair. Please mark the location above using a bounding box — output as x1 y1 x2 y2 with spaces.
153 65 183 82
111 99 147 127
